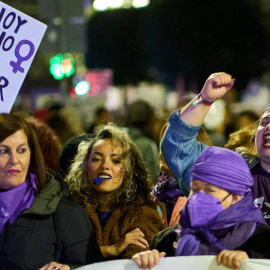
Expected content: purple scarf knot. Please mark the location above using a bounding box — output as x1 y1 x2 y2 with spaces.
0 173 37 234
152 171 183 202
176 192 266 256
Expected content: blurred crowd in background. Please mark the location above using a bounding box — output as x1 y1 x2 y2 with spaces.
11 72 270 148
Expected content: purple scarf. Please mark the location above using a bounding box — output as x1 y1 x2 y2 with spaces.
175 192 266 256
0 173 37 234
152 171 183 202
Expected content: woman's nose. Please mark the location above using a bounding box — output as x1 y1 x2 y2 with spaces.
102 160 110 169
9 153 19 164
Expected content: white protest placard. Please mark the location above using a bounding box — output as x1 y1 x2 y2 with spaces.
0 1 47 113
75 257 270 270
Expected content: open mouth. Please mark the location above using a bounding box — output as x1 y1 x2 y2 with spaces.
264 134 270 147
97 174 111 181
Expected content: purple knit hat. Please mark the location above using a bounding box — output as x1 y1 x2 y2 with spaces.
190 147 253 195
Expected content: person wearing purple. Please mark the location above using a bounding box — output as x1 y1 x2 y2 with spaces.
0 114 103 270
132 147 270 270
152 123 184 226
160 72 270 225
152 121 212 226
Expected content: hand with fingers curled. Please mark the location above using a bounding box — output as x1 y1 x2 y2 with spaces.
101 228 149 258
217 250 249 269
37 261 71 270
200 72 235 103
132 249 166 269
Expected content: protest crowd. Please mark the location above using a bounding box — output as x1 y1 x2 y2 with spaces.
2 70 270 270
1 1 270 270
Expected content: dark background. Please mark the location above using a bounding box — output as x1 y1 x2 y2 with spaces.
2 0 270 98
86 0 270 93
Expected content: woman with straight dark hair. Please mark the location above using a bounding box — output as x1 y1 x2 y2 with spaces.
0 113 103 270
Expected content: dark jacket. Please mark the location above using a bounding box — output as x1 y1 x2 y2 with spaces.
0 170 103 270
150 224 270 259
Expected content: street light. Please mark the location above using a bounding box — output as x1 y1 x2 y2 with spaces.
49 53 75 80
75 81 90 95
92 0 150 11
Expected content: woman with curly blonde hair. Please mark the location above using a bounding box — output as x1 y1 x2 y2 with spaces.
66 124 164 259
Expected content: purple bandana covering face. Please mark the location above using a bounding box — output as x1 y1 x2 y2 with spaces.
175 147 266 257
190 147 253 195
0 173 37 233
176 192 266 256
187 192 224 228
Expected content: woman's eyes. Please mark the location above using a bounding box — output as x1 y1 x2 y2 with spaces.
17 148 27 154
91 157 121 164
206 190 215 194
260 121 270 126
112 160 121 164
0 148 27 154
191 189 215 193
0 149 7 154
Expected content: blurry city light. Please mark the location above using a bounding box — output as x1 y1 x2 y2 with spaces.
93 0 109 11
132 0 150 8
50 54 64 80
93 0 149 11
75 81 90 95
106 86 123 110
62 58 73 76
204 99 226 130
50 53 75 80
109 0 124 9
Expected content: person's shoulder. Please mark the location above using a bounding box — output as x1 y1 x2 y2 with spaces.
236 148 259 169
241 225 270 246
238 225 270 258
253 225 270 235
56 196 93 231
57 196 88 215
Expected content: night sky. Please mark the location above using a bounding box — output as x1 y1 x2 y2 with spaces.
86 0 269 94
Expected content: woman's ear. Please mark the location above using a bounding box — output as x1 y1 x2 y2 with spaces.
231 194 243 205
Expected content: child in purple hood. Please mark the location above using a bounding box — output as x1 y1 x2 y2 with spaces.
132 147 270 270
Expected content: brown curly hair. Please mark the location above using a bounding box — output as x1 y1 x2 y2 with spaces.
225 122 257 154
66 124 152 211
26 117 62 172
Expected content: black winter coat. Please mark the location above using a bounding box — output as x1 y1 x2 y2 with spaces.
0 170 103 270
